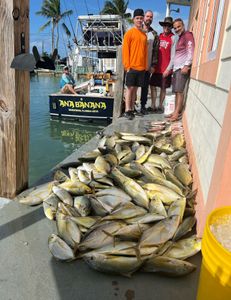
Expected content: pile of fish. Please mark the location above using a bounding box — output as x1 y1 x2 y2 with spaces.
147 120 184 136
16 125 201 277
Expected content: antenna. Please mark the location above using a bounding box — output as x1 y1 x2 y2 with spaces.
97 0 101 13
63 0 78 45
84 0 90 15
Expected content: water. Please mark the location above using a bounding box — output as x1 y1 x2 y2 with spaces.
29 75 105 185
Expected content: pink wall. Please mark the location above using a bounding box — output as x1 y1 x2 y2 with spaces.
184 0 231 235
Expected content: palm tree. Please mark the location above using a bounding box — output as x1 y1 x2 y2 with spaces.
36 0 73 54
101 0 131 19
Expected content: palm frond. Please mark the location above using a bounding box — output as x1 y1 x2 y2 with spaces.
39 20 51 32
35 0 74 52
101 0 130 18
60 10 73 18
62 23 71 38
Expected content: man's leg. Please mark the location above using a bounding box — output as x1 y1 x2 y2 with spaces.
140 71 150 111
169 92 183 121
68 84 77 94
165 70 177 120
123 86 137 119
159 88 166 109
150 86 157 110
131 86 138 111
125 86 135 112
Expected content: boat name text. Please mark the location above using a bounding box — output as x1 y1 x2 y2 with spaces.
59 99 107 110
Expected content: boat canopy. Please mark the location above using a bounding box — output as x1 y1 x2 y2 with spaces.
76 14 124 58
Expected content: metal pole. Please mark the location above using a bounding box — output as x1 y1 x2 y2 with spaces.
166 3 171 17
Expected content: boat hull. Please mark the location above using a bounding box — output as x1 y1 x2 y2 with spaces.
49 94 114 120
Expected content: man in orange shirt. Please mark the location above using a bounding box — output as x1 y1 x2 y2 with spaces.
122 9 148 120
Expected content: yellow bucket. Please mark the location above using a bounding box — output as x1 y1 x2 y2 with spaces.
197 206 231 300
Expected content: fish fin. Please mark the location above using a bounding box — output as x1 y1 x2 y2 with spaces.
102 229 114 238
134 246 141 262
110 201 123 213
137 222 142 234
89 170 94 182
186 188 198 199
113 236 117 248
172 243 182 250
73 244 79 256
91 185 96 195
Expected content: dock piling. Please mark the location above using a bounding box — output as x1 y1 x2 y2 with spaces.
0 0 30 197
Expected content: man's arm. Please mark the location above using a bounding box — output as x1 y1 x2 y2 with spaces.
150 31 159 72
122 31 131 71
163 35 177 77
69 74 75 85
181 32 195 74
184 32 195 67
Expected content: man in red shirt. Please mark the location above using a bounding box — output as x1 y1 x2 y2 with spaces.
150 17 174 113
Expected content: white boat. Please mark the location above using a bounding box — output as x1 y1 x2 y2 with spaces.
49 14 124 121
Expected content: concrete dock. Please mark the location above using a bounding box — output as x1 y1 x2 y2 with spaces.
0 113 201 300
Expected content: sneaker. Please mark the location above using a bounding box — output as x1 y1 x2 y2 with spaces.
133 109 143 117
123 111 134 120
140 107 148 115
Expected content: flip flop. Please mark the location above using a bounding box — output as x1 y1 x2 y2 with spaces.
147 107 158 113
157 107 164 114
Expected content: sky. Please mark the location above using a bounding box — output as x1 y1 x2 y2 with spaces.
30 0 190 58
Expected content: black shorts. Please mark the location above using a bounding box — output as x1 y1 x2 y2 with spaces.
150 73 172 89
172 69 190 93
125 69 146 87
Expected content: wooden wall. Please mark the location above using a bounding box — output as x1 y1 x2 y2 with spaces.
0 0 30 198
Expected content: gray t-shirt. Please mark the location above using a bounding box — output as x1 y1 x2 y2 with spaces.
147 31 155 69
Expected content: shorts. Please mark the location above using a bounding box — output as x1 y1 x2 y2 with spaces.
150 73 172 89
172 69 190 93
125 69 146 87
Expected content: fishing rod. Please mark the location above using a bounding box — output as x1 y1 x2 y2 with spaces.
63 0 78 45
